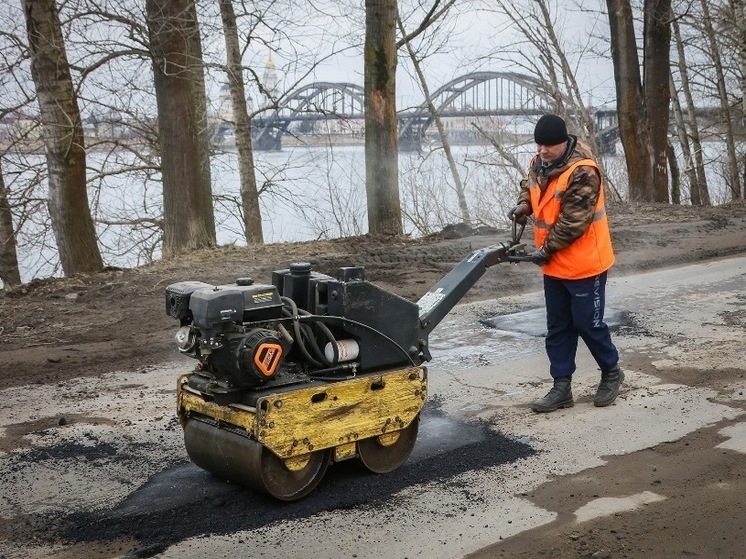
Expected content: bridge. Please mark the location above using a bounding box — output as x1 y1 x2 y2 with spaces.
249 72 619 152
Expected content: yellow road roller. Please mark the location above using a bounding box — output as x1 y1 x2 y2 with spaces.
165 237 525 500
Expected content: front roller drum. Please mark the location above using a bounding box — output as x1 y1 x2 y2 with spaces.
358 414 419 473
183 419 331 501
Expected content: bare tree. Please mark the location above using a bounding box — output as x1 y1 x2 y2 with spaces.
364 0 402 236
671 12 710 205
669 72 700 204
643 0 673 202
735 0 746 198
218 0 263 245
397 0 472 226
145 0 216 256
479 1 621 203
606 0 670 202
0 160 21 287
23 0 104 275
698 0 741 200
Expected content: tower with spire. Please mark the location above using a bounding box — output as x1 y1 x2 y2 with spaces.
261 52 279 108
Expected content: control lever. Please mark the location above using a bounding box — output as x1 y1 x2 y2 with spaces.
507 217 534 262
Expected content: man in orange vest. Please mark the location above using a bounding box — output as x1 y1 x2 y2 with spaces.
508 114 623 413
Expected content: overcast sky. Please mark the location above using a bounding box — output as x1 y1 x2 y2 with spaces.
260 1 617 110
0 0 618 118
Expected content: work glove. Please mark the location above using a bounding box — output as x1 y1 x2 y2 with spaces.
527 246 549 266
507 203 530 225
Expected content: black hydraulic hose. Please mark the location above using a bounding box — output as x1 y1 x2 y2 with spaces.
273 298 418 368
280 297 324 368
304 314 418 367
299 322 329 365
280 296 340 367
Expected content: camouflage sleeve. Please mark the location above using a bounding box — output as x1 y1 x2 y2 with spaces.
516 178 531 211
542 165 601 254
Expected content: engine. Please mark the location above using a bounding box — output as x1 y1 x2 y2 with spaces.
165 278 292 387
165 262 426 393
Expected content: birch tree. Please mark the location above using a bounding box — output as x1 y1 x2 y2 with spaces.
671 13 710 205
698 0 741 200
218 0 263 244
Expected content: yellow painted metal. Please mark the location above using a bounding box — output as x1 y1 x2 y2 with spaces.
176 375 256 432
283 453 312 472
376 431 401 447
333 442 358 462
176 367 428 462
256 366 427 459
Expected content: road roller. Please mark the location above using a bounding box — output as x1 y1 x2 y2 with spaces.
165 235 527 500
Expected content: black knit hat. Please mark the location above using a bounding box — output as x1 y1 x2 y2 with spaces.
534 114 568 145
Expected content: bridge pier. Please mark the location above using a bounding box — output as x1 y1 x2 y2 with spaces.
252 135 282 151
399 135 422 152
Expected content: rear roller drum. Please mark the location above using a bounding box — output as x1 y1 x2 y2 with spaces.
184 419 331 501
358 415 419 474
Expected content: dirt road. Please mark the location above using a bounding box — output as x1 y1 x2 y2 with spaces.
0 203 744 558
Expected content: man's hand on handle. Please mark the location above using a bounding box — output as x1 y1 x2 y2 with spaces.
507 203 530 225
527 246 549 266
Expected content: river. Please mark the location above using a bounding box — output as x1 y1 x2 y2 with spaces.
10 142 531 283
5 139 732 284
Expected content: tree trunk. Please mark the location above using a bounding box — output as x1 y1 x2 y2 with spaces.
606 0 655 201
671 16 710 205
364 0 402 236
397 13 470 226
219 0 263 245
643 0 672 203
0 162 21 287
699 0 741 200
146 0 216 257
737 0 746 198
667 141 681 204
669 72 700 205
23 0 104 276
737 0 746 129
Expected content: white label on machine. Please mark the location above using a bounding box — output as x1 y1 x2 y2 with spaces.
417 288 445 318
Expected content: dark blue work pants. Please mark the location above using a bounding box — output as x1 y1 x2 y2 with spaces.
543 272 619 379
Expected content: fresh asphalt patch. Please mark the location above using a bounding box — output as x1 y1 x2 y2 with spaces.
43 402 536 557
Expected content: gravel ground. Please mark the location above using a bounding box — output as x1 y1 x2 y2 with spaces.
0 202 745 559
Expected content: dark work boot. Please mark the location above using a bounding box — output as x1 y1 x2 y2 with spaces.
594 366 625 407
532 377 574 413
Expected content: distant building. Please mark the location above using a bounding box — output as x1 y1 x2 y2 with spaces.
217 83 233 124
261 52 279 108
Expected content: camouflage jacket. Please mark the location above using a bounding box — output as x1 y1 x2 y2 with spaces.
517 136 602 254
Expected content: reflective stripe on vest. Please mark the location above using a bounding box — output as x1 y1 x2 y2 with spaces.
528 158 615 280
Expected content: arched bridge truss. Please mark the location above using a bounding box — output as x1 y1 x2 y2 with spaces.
252 82 366 151
397 71 562 150
250 72 616 151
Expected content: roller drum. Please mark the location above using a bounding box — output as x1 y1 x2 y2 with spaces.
358 414 419 474
183 418 331 501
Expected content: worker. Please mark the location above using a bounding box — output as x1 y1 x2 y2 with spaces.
508 114 623 413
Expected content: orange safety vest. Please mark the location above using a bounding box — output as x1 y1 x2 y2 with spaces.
529 158 615 280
